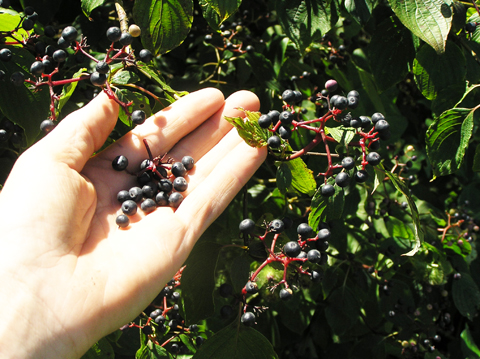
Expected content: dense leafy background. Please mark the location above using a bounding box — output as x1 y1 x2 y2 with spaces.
1 0 480 358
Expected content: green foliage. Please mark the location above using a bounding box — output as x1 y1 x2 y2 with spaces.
133 0 194 55
2 0 480 358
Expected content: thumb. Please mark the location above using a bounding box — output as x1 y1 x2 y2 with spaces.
38 91 120 172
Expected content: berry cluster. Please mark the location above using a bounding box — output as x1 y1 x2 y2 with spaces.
122 267 205 355
238 217 328 325
259 79 389 193
0 11 154 131
113 140 195 227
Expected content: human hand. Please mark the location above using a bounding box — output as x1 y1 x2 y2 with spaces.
0 88 266 359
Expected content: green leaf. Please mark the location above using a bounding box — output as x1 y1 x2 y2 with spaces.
0 47 50 145
0 13 30 42
276 162 292 195
137 63 188 102
81 337 115 359
111 70 141 85
367 17 415 92
345 0 373 24
136 343 172 358
133 0 194 55
426 107 475 179
473 144 480 172
182 242 223 324
413 41 466 100
309 181 344 230
325 286 360 336
81 0 105 16
115 90 152 127
224 110 268 147
275 0 336 53
383 166 423 256
325 126 356 147
57 68 88 116
461 325 480 359
452 272 480 320
198 0 241 31
229 254 251 294
192 318 278 359
244 52 281 92
385 216 413 239
285 157 316 196
388 0 452 54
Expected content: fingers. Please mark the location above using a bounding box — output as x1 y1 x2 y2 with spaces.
97 88 225 171
166 90 260 162
176 135 267 248
136 90 265 249
36 91 120 172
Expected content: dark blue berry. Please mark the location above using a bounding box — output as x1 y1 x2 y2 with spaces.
112 155 128 171
121 200 137 216
116 214 130 227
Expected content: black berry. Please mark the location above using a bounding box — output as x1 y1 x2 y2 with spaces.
131 110 146 125
117 190 130 203
116 214 130 227
155 191 169 206
22 18 34 31
95 61 110 74
297 223 313 238
10 72 24 86
239 219 255 234
129 187 143 202
269 219 285 233
335 172 350 187
119 32 133 46
158 179 173 193
258 114 272 128
53 49 67 62
375 119 390 132
173 177 188 192
321 184 335 197
355 169 369 183
341 156 355 170
171 162 187 177
106 27 122 42
241 312 255 326
112 155 128 171
138 49 153 62
267 135 281 148
245 281 258 294
307 249 321 263
279 288 293 301
30 61 44 76
317 228 331 241
40 119 55 133
278 126 292 139
0 48 12 62
181 156 194 170
371 112 384 124
121 200 138 216
61 26 78 42
283 241 301 257
279 111 294 125
141 198 156 213
366 152 381 166
282 89 296 104
169 192 183 208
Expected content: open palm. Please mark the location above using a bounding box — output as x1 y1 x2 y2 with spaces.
0 88 266 359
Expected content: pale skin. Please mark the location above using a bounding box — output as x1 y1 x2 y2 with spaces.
0 88 266 359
